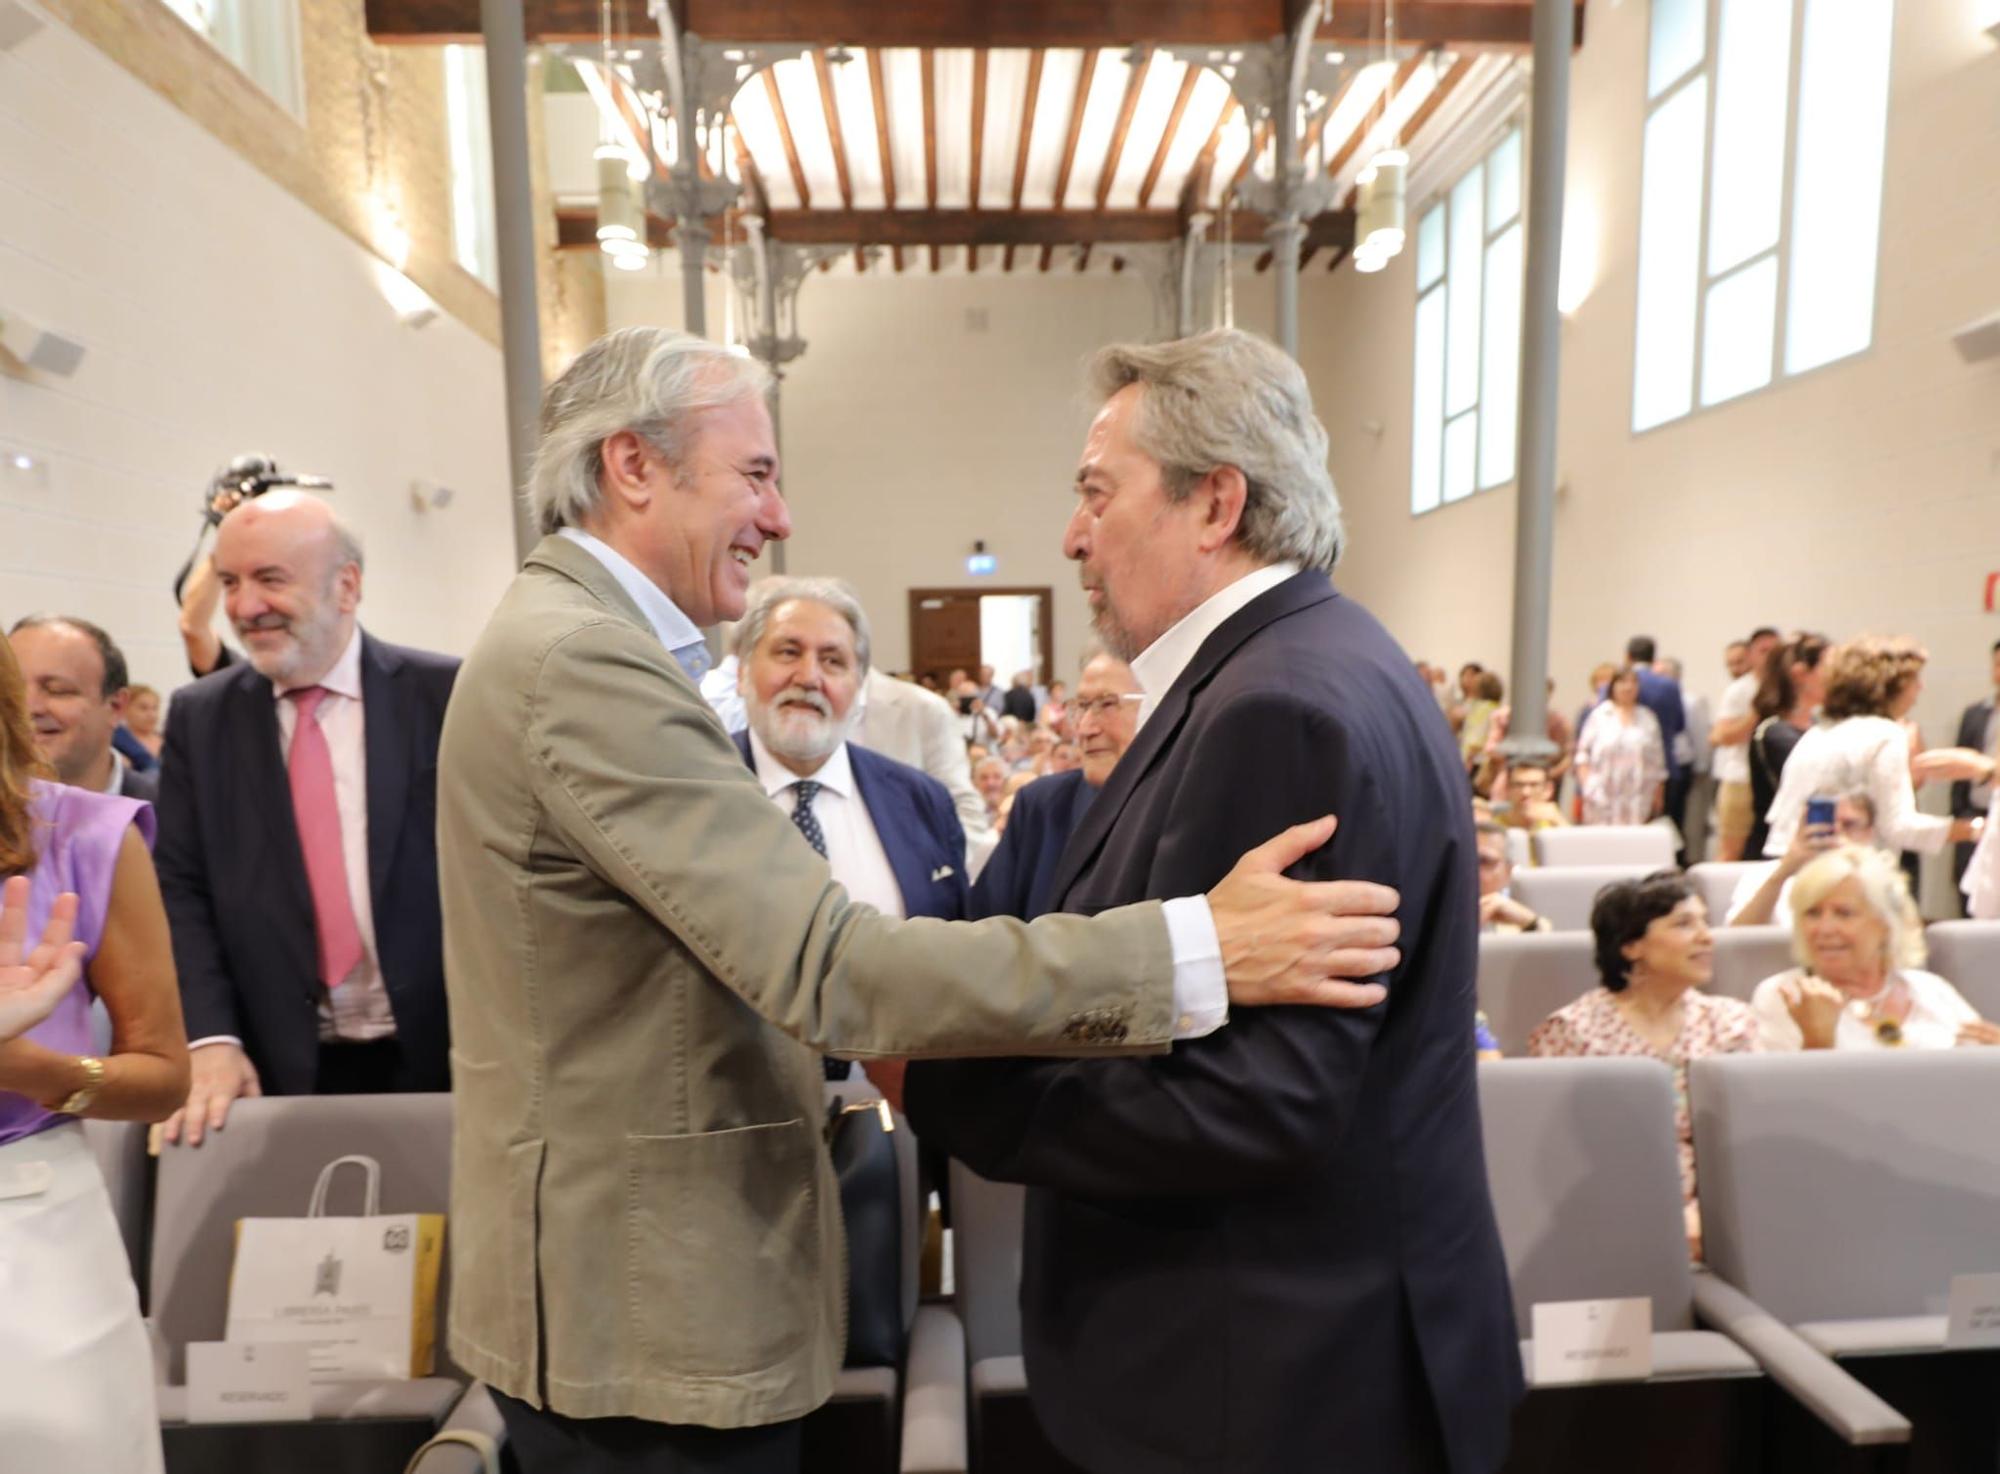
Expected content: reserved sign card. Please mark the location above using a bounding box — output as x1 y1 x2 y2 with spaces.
1945 1273 2000 1349
1530 1297 1653 1386
185 1341 313 1423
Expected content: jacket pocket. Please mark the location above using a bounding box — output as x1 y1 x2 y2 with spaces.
624 1117 822 1376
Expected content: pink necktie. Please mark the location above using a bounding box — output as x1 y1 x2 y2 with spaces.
287 687 364 990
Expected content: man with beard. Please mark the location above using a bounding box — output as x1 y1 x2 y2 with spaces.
893 329 1519 1474
153 493 458 1143
732 578 970 1078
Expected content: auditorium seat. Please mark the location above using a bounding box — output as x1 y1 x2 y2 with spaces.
1534 825 1677 870
805 1078 967 1474
1478 1058 1766 1473
1707 926 1795 1003
1693 1053 2000 1471
84 1117 152 1305
1513 864 1660 931
1920 921 2000 1021
1477 931 1599 1056
149 1094 467 1474
1688 861 1766 925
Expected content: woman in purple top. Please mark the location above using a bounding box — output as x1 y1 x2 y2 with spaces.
0 637 188 1473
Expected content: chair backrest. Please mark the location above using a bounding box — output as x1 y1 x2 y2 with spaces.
1688 862 1765 925
1505 828 1532 870
826 1077 922 1339
1478 1058 1696 1330
149 1094 455 1383
948 1160 1025 1367
1691 1052 2000 1324
1477 931 1600 1057
1534 826 1677 870
1923 921 2000 1022
1707 926 1794 1003
1512 864 1661 931
84 1118 153 1304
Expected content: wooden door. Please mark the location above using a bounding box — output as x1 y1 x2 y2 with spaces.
908 590 983 685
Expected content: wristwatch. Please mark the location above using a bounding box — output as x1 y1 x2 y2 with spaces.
54 1056 106 1116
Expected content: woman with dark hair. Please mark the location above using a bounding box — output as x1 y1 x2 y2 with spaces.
1764 637 1984 858
0 637 188 1472
1527 873 1758 1257
1573 667 1667 825
1744 632 1829 859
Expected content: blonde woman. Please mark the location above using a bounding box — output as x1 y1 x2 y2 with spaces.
1750 846 2000 1050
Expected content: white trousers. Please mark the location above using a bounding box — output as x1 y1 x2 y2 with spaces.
0 1121 164 1474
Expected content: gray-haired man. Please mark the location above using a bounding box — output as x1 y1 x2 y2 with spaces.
436 326 1404 1473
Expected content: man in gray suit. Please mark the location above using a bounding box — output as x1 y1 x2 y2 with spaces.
438 327 1403 1474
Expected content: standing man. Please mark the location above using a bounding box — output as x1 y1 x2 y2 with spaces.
733 577 971 1078
898 330 1519 1474
1658 656 1712 860
153 494 458 1144
436 327 1405 1474
1623 635 1689 840
1952 640 2000 911
8 615 157 804
1708 628 1780 860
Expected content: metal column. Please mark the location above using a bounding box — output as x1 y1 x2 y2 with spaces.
481 0 544 562
1498 0 1572 765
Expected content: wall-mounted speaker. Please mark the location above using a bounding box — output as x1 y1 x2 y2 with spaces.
0 307 86 376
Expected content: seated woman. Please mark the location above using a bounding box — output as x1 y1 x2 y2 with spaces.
1750 845 2000 1050
1528 873 1759 1257
1727 791 1874 926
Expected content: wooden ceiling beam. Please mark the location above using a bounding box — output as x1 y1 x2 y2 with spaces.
1324 51 1427 181
865 46 902 272
1137 63 1200 209
967 49 988 272
1397 53 1477 147
364 0 1578 50
1041 47 1098 271
1004 47 1045 273
1180 94 1237 218
555 205 1354 250
922 47 940 271
808 47 867 272
762 68 812 207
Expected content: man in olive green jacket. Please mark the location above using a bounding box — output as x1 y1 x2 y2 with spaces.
438 328 1402 1473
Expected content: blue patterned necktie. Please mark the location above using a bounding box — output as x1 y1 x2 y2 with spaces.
791 780 828 858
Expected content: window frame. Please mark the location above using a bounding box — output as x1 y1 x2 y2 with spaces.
157 0 307 120
1631 0 1895 435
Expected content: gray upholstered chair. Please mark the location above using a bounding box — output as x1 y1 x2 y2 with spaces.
1688 861 1767 925
1484 1057 1908 1473
148 1094 470 1472
1692 1053 2000 1470
1513 864 1661 931
1534 825 1677 870
1921 921 2000 1021
1707 925 1795 1003
1476 931 1599 1057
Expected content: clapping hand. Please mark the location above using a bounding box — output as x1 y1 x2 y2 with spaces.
0 877 86 1042
1956 1019 2000 1048
1780 975 1845 1049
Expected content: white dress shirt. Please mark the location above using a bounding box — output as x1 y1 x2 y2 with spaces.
700 654 748 734
1129 562 1302 732
747 731 906 921
559 529 1226 1041
190 627 394 1052
1711 673 1757 786
1763 715 1951 858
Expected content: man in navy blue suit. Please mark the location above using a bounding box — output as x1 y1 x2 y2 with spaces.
892 330 1519 1474
972 649 1140 924
733 580 969 1077
154 493 458 1145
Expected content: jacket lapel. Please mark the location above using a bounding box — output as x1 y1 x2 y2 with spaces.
1047 570 1338 908
849 749 931 915
360 634 408 920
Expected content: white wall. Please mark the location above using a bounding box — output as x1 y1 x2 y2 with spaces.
0 10 516 700
1309 0 2000 745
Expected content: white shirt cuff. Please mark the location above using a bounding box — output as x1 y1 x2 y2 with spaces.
187 1035 244 1052
1161 896 1228 1040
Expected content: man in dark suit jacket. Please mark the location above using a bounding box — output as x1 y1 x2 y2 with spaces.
154 493 457 1146
1625 636 1690 840
1952 640 2000 910
9 614 160 804
897 330 1519 1474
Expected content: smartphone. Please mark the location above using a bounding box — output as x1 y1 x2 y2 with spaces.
1805 796 1837 829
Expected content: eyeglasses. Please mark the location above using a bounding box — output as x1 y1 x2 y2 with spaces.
1071 694 1146 719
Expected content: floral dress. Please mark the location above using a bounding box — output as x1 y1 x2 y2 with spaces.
1576 703 1667 826
1526 987 1761 1202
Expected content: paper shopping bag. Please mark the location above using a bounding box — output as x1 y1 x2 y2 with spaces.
225 1154 445 1383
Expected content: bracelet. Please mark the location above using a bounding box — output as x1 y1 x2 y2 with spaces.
53 1055 105 1116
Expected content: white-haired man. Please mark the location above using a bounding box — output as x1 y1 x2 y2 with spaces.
901 329 1520 1474
435 326 1405 1473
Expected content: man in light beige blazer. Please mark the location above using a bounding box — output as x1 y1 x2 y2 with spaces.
438 327 1403 1474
